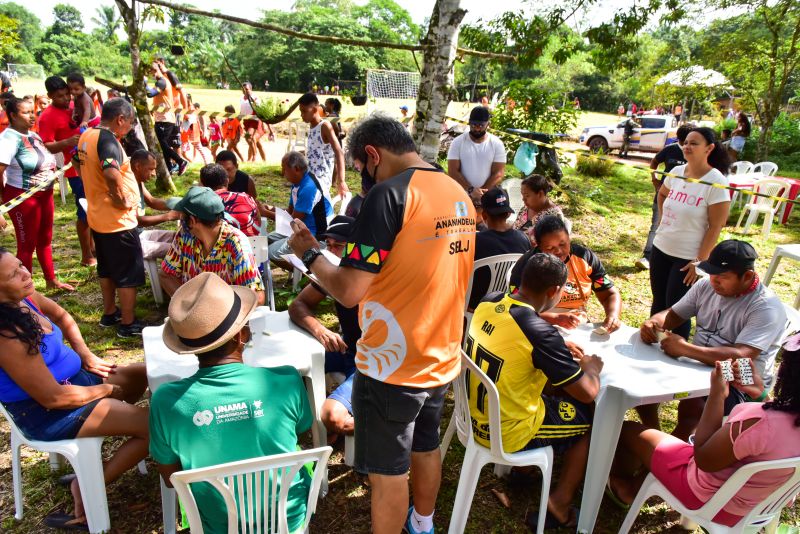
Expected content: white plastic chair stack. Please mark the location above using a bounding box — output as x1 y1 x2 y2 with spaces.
0 403 109 533
764 245 800 309
248 235 276 311
619 457 800 534
752 162 779 177
500 178 524 224
734 179 789 240
445 352 553 534
169 446 332 534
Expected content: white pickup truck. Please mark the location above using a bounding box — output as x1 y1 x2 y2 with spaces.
579 115 679 154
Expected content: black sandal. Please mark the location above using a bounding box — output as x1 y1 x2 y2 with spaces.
525 505 579 531
44 513 89 531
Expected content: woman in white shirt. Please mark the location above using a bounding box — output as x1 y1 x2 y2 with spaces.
649 127 731 340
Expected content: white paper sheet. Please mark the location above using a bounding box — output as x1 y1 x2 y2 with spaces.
275 207 294 236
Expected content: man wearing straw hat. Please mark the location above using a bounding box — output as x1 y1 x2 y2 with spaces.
149 272 312 534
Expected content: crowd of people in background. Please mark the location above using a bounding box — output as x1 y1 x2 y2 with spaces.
0 49 796 534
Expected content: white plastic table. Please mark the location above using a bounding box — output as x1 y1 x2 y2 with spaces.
143 308 328 534
562 323 712 534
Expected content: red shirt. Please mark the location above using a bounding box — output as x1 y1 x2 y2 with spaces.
37 104 79 178
217 190 260 236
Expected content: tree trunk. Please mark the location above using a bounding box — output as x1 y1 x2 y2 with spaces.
115 0 175 192
413 0 465 163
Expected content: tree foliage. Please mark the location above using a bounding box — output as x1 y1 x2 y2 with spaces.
699 0 800 158
225 0 420 91
0 15 20 64
92 5 122 42
0 2 41 63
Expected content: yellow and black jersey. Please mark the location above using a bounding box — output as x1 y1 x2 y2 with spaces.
509 244 614 310
466 292 583 452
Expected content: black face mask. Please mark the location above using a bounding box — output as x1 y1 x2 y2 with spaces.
469 130 487 140
360 162 376 192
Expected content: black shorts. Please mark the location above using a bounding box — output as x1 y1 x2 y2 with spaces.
92 228 145 287
522 395 592 454
352 371 448 476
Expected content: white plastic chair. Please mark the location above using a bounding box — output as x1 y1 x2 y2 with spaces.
248 235 276 311
752 162 779 177
734 179 790 240
0 402 147 533
619 457 800 534
169 446 332 534
144 258 165 306
446 351 553 534
500 178 524 223
764 244 800 309
729 161 754 175
286 122 308 154
463 253 523 325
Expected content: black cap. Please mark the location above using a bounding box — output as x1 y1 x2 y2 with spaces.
469 105 490 123
320 215 355 242
698 239 758 275
481 187 514 215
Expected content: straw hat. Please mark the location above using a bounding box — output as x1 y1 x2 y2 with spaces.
162 272 258 354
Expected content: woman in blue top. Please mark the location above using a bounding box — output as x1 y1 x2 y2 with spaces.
0 247 149 531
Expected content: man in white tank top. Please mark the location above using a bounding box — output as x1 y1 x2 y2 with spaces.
298 92 347 198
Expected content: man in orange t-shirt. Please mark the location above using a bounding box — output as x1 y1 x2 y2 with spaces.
75 98 145 338
288 115 475 534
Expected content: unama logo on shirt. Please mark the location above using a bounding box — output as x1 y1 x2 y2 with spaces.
192 410 214 426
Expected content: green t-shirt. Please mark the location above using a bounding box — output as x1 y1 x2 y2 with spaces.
149 363 312 534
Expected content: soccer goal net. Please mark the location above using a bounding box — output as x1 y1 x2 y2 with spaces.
7 64 45 80
365 69 420 99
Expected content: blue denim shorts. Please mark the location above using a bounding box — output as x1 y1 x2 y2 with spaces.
2 370 103 441
328 373 354 414
67 177 87 221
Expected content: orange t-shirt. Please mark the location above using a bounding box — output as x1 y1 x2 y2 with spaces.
75 128 140 233
340 168 476 388
222 118 240 140
152 76 175 123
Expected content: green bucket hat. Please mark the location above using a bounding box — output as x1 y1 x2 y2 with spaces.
167 186 225 220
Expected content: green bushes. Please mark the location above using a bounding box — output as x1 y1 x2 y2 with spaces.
576 150 616 178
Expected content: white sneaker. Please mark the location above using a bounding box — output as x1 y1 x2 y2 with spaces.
635 257 650 270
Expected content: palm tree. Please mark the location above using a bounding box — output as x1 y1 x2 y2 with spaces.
92 5 121 42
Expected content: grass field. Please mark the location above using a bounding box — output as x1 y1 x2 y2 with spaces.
1 149 799 533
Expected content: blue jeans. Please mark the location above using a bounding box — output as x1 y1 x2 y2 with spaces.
2 369 102 441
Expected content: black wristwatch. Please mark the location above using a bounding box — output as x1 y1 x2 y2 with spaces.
467 186 475 195
301 247 323 270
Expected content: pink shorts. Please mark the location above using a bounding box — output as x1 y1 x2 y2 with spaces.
651 437 742 527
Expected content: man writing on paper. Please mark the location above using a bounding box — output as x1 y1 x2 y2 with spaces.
287 114 475 534
264 151 332 266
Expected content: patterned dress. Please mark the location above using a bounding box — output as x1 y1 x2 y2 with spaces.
513 204 564 247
